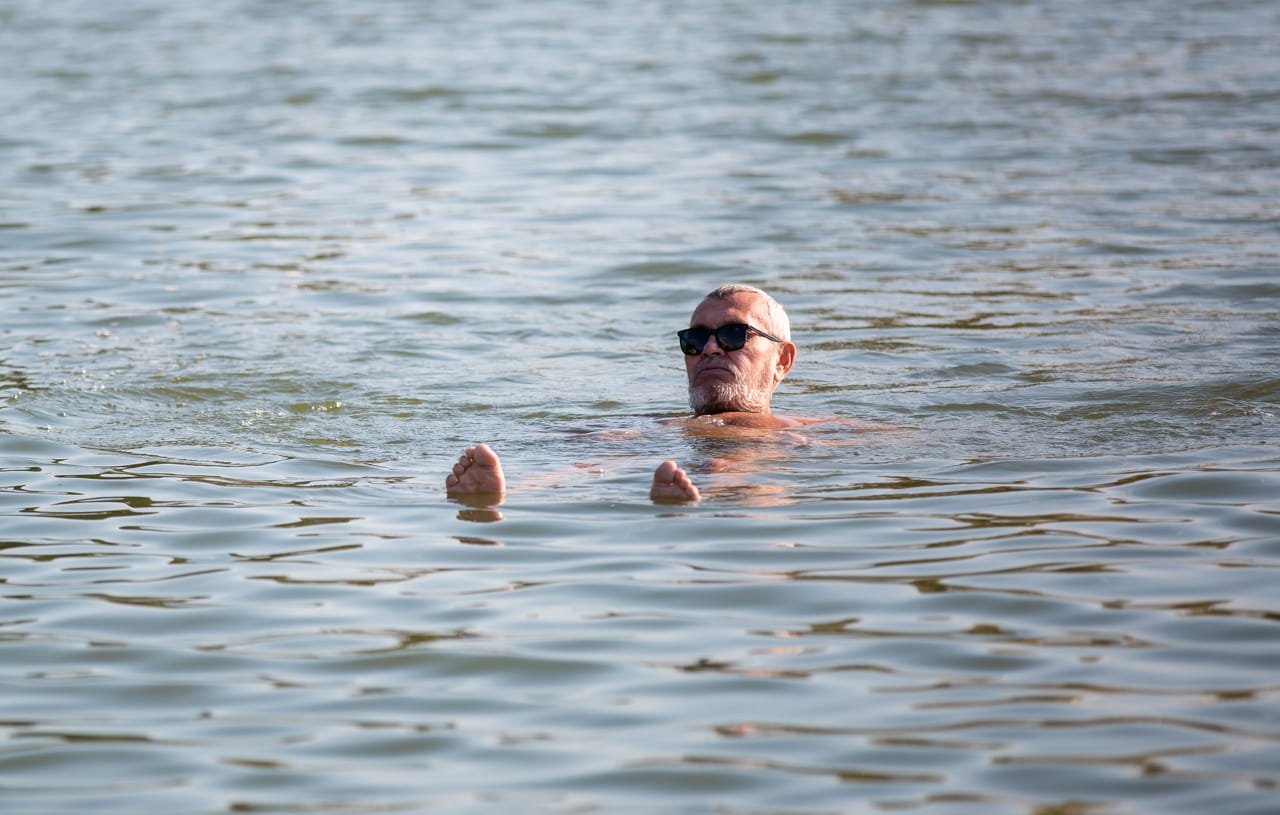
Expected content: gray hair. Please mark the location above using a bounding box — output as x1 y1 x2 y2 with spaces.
703 284 791 342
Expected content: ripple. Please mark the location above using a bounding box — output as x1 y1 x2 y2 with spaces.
4 0 1280 813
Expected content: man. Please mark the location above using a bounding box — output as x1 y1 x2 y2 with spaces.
446 284 817 504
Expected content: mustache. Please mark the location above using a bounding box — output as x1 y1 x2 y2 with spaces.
694 358 733 373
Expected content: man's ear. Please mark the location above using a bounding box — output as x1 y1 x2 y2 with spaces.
775 342 797 382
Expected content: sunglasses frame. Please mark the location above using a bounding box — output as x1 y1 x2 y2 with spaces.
677 322 785 356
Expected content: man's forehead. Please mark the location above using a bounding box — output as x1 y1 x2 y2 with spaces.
689 292 766 325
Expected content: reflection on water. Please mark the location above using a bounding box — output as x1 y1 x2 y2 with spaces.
3 0 1280 813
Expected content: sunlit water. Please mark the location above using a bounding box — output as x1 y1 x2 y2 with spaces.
2 1 1279 813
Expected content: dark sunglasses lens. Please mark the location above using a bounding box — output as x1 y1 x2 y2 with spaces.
678 328 708 355
715 323 749 351
679 324 753 355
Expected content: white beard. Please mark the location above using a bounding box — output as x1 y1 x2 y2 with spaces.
688 380 770 415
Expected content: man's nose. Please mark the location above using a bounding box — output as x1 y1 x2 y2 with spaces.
701 333 724 354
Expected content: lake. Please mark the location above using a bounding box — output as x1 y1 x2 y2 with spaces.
2 0 1279 813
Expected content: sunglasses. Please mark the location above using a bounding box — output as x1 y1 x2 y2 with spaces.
677 322 785 356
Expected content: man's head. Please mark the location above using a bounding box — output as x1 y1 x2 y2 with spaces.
682 284 796 415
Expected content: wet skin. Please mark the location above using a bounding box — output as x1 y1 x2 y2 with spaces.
445 444 505 497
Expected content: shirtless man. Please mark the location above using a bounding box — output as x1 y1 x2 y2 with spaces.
446 284 814 504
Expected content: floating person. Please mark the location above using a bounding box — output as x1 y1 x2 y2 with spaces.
446 283 875 506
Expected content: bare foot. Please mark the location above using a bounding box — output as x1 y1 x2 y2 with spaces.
445 443 506 504
650 459 700 503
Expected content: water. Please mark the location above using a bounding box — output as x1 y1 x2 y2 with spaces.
3 0 1279 813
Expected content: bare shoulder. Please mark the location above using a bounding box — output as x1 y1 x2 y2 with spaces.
701 413 894 431
670 412 900 433
629 413 905 438
789 415 898 431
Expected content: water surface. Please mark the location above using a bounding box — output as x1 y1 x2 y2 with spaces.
2 1 1279 813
